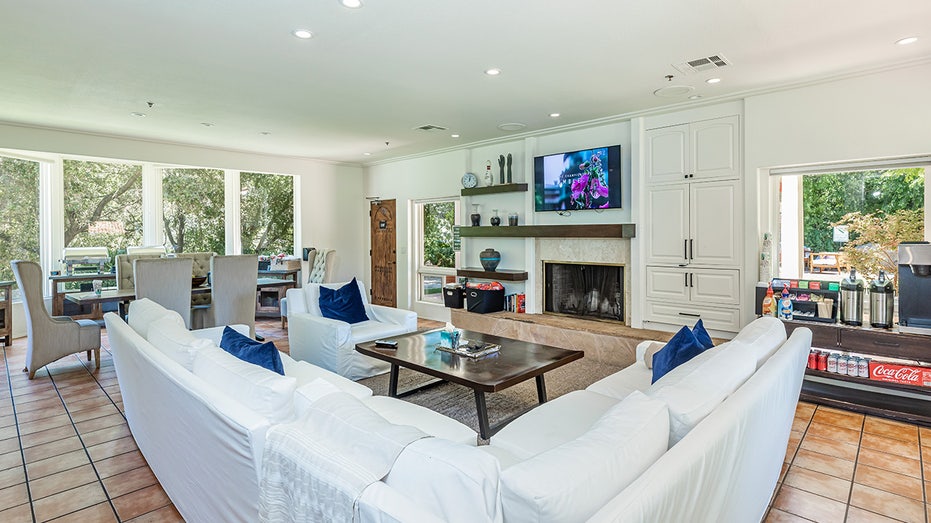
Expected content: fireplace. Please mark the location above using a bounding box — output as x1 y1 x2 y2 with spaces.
543 262 624 322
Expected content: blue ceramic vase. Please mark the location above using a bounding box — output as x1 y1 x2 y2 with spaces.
479 248 501 271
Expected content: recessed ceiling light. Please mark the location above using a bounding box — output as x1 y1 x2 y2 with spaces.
292 29 313 39
201 122 214 127
485 68 501 76
549 113 560 118
706 78 721 84
896 36 918 46
451 134 460 138
260 131 271 136
498 122 526 132
130 112 146 118
689 95 702 100
340 0 363 8
363 152 372 156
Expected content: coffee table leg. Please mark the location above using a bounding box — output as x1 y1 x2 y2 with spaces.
536 375 547 403
474 391 492 440
388 364 400 397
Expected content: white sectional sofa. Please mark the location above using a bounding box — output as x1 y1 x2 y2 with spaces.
104 299 475 523
107 300 810 523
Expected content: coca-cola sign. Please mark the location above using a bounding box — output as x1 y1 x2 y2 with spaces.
869 362 931 387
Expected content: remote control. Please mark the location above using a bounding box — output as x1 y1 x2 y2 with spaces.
374 339 398 348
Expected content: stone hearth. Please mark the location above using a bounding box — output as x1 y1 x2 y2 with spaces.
451 309 672 368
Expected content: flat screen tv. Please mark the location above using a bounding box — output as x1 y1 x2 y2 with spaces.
533 145 621 212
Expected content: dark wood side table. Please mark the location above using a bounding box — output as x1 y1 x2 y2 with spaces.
48 273 116 319
0 281 13 346
784 319 931 426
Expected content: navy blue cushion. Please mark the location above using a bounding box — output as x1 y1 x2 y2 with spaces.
651 325 708 384
692 319 714 350
319 278 369 324
219 326 285 375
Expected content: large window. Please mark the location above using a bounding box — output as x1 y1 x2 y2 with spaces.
162 168 225 254
776 166 926 280
240 172 294 255
63 159 143 265
415 199 458 304
0 156 40 287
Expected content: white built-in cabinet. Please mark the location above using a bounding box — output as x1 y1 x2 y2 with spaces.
643 115 742 332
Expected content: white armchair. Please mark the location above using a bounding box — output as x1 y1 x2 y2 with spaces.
286 280 417 380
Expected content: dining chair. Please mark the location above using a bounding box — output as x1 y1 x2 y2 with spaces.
11 260 101 379
205 254 259 337
133 257 194 328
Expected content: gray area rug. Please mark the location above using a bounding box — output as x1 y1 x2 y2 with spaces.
357 357 624 437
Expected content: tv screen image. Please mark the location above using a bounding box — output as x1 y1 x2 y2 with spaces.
533 145 621 212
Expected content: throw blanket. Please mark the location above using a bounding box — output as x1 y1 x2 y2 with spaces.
259 392 428 523
307 249 331 283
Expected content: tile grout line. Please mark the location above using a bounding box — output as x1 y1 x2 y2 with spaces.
842 407 866 523
43 352 123 522
1 343 37 522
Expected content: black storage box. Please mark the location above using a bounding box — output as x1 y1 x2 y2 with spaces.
443 286 465 308
466 288 505 314
258 260 271 271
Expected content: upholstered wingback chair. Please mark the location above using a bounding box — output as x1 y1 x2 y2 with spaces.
205 255 259 337
11 260 101 379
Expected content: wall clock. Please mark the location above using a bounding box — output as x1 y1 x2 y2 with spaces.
461 172 478 189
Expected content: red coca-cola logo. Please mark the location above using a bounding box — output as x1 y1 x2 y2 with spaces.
872 364 921 383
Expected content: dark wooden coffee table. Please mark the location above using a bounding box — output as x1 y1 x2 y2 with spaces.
356 329 583 439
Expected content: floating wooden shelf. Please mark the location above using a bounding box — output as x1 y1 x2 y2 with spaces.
460 183 528 196
456 268 528 281
457 223 635 238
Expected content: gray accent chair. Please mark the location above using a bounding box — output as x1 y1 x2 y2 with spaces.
205 254 259 337
11 260 101 379
133 257 194 328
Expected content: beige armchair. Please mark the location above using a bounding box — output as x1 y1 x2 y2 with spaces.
205 255 259 337
11 260 100 379
133 258 194 328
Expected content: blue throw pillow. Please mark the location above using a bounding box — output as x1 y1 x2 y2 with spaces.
219 326 285 375
318 278 369 324
651 325 707 384
692 319 714 350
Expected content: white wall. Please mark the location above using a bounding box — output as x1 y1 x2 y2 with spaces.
1 122 365 337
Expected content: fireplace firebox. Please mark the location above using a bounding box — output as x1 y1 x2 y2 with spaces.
543 262 624 322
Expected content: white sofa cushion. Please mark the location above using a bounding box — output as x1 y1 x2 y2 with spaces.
128 297 183 337
193 345 298 424
385 437 503 523
363 396 478 446
646 340 757 446
731 316 787 368
490 390 619 460
146 315 214 372
584 362 654 400
499 391 669 523
281 355 373 400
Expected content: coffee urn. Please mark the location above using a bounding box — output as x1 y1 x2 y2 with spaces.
869 270 894 329
840 268 864 326
898 241 931 334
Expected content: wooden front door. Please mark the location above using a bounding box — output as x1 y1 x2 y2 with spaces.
370 199 397 307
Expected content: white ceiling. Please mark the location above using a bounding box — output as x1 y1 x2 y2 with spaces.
1 0 929 164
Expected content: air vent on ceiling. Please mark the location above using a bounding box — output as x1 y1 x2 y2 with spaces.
673 54 730 75
414 124 448 131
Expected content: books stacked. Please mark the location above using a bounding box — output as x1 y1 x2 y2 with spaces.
504 293 526 313
434 339 501 358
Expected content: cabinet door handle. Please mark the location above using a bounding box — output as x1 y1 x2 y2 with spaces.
684 273 688 288
678 312 701 318
683 239 688 260
689 273 694 288
871 340 900 348
689 239 694 260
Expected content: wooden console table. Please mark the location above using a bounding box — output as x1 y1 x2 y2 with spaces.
49 273 117 319
783 319 931 426
256 269 300 318
0 281 12 346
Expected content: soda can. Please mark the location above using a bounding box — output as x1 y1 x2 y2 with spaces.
817 351 828 371
827 353 838 373
808 350 817 369
838 354 848 375
847 356 859 377
858 358 870 378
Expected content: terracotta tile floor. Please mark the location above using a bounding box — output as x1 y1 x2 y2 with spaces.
1 319 928 522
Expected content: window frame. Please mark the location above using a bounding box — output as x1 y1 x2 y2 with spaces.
413 197 460 305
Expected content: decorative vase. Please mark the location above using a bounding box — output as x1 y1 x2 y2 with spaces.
508 212 518 226
479 248 501 272
490 209 501 226
470 204 481 227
